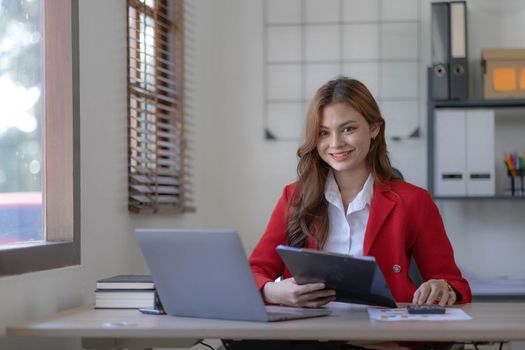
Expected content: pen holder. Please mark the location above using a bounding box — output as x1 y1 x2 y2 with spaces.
506 169 525 196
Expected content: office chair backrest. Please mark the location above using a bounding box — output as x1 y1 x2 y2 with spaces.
391 167 423 287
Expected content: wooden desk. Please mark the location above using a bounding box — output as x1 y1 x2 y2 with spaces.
7 302 525 350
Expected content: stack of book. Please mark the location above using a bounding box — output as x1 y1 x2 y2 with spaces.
95 275 157 309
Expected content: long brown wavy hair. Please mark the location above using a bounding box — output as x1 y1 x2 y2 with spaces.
286 77 399 248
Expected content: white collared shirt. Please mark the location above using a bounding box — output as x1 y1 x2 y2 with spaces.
322 170 374 256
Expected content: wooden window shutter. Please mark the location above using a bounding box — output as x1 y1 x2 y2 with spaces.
127 0 192 213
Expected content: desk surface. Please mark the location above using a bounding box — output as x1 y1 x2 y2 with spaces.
6 302 525 343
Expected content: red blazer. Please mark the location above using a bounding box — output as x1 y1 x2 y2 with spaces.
249 180 472 303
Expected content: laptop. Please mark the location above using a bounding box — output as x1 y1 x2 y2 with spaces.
135 229 332 322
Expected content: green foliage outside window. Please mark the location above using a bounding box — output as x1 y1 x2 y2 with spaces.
0 0 42 194
0 0 43 244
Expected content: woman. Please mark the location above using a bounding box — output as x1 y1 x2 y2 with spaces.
249 77 471 308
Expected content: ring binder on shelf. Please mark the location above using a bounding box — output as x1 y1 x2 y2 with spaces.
431 2 450 100
449 1 468 100
435 109 466 196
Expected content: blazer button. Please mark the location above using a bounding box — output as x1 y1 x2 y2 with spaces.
392 264 401 273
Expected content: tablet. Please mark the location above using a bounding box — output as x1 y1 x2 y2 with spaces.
276 245 397 308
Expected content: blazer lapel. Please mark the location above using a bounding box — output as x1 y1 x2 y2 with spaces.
363 181 396 255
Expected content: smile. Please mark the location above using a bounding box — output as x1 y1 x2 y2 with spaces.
329 151 351 161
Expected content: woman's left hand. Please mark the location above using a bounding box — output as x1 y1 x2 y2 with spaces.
412 279 456 306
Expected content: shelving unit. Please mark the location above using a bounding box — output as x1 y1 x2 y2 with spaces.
432 99 525 108
427 97 525 200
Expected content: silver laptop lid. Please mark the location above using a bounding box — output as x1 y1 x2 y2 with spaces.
135 229 270 321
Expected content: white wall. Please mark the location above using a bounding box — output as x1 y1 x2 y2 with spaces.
0 0 524 349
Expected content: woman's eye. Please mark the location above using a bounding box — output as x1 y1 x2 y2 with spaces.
319 130 329 137
343 127 354 133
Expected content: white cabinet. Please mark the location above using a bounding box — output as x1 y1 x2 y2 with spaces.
465 110 496 195
434 108 495 196
434 109 467 196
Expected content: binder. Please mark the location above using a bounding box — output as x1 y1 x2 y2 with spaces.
449 1 468 100
431 2 450 100
465 109 495 196
435 109 466 196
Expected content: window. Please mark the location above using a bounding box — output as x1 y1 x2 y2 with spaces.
0 0 79 276
0 0 43 246
127 0 192 213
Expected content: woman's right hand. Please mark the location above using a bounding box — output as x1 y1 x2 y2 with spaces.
262 278 336 308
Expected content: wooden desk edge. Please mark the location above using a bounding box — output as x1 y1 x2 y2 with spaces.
6 303 525 342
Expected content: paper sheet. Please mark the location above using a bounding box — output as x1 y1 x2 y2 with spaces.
368 307 471 321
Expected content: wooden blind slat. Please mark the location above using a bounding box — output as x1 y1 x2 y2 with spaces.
130 151 181 164
129 115 179 132
129 87 179 106
129 103 181 119
129 135 182 152
131 165 181 178
129 121 180 135
130 148 180 160
156 120 177 131
127 35 175 57
156 139 181 149
128 49 177 70
130 154 181 169
129 80 180 98
131 146 175 158
128 65 178 86
130 174 179 186
129 126 179 141
129 90 181 109
129 73 180 90
129 132 183 149
130 184 180 195
129 73 181 92
131 164 183 178
128 19 177 38
130 194 180 205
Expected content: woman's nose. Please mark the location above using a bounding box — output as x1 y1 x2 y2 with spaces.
330 133 343 147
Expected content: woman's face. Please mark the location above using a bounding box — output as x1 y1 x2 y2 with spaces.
316 102 379 175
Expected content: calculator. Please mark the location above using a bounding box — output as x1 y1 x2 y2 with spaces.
406 304 446 314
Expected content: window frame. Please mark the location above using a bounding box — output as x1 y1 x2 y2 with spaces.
0 0 80 276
